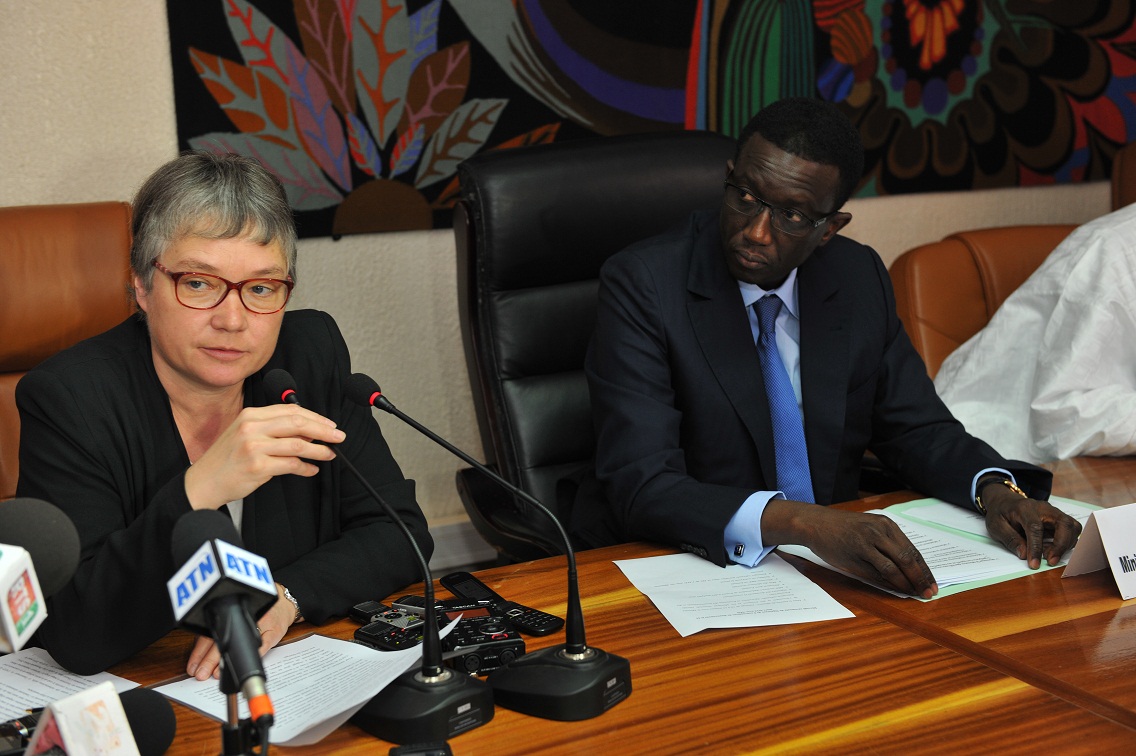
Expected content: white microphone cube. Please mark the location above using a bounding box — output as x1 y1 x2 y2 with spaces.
0 544 46 653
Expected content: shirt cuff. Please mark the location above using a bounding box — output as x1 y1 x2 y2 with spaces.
970 467 1016 505
724 490 782 567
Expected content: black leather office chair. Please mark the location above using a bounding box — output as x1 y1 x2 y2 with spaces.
454 130 738 562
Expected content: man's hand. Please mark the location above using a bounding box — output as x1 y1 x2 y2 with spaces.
982 486 1082 569
185 583 298 681
764 501 938 598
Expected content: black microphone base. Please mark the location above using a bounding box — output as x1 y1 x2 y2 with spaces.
487 644 631 721
351 666 494 744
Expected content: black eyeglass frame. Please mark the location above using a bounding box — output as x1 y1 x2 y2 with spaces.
722 177 833 236
151 260 295 314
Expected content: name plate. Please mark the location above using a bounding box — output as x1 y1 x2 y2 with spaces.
1063 501 1136 600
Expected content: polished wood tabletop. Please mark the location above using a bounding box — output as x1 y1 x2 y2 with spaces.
788 456 1136 732
113 457 1136 754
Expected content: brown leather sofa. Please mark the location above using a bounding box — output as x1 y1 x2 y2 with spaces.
0 202 134 499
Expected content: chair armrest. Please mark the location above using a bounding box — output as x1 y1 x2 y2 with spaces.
455 467 565 562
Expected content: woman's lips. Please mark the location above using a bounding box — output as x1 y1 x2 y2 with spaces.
201 347 245 361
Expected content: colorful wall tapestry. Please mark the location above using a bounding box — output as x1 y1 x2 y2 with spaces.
167 0 1136 238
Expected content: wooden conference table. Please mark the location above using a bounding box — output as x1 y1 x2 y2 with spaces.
116 457 1136 754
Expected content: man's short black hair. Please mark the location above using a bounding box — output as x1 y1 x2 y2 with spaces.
736 98 865 211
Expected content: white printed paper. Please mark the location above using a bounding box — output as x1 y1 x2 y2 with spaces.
156 628 454 746
0 647 138 721
614 551 853 637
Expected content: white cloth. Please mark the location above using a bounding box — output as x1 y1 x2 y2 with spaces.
934 204 1136 463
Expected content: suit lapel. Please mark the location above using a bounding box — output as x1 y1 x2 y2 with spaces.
686 222 779 489
797 246 850 504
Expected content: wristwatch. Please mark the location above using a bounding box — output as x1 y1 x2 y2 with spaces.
974 478 1027 516
281 586 304 622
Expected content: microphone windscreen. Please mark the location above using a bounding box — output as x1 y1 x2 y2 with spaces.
0 498 80 597
119 688 177 756
171 509 243 566
345 372 382 407
263 368 298 404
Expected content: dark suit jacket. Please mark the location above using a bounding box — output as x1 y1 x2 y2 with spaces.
579 210 1050 563
16 310 432 673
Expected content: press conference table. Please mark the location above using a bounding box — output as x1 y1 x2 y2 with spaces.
115 457 1136 754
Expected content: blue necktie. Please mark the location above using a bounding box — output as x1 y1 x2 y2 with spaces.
754 296 814 503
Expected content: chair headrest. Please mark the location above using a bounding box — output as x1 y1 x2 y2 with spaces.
459 131 737 290
0 202 134 372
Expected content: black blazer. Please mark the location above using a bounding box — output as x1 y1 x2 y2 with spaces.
580 211 1049 563
16 310 432 673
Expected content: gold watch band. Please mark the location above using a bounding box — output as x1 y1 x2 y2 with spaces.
975 478 1027 515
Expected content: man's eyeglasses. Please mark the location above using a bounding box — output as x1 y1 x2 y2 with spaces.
152 261 294 314
723 178 830 237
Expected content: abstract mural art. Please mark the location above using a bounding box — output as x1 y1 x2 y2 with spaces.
167 0 1136 237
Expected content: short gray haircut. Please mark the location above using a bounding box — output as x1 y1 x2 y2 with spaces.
130 151 298 295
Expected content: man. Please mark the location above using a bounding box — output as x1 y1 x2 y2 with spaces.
578 98 1080 598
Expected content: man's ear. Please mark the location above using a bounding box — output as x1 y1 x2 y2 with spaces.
819 211 852 244
725 159 734 178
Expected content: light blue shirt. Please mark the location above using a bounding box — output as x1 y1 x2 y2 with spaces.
722 272 1012 567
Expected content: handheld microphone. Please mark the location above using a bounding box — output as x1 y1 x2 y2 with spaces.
4 686 176 756
0 498 80 653
262 369 493 744
168 510 276 727
0 499 80 598
346 373 631 721
118 687 178 756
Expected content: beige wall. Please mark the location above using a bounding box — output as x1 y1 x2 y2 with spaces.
0 2 1113 536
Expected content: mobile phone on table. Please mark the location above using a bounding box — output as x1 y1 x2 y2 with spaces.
439 571 564 636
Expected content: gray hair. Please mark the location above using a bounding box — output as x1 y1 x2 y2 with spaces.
130 151 298 295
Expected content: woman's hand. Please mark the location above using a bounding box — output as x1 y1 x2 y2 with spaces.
185 582 299 681
184 404 344 511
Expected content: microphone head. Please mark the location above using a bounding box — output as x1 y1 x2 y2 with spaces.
345 373 383 408
171 509 243 566
0 498 80 597
263 368 299 404
119 688 177 756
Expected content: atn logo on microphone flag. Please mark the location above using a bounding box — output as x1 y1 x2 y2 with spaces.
0 544 45 653
167 539 274 623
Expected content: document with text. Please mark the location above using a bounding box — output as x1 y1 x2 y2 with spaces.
614 551 853 637
156 632 431 746
0 647 138 721
777 497 1100 600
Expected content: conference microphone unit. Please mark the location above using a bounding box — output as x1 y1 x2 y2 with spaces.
345 373 631 721
1 686 176 756
263 369 493 744
0 498 81 653
168 509 277 738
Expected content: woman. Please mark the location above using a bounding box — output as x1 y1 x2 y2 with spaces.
16 152 432 676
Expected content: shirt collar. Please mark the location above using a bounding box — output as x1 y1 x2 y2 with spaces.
737 267 800 319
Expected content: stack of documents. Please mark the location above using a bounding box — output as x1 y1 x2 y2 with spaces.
615 497 1100 636
779 496 1099 598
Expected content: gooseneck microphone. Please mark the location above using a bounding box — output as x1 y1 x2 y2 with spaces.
262 369 493 744
345 372 631 721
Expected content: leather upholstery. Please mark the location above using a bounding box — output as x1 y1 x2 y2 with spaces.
890 225 1076 379
1112 140 1136 210
0 202 134 499
455 131 737 561
891 138 1136 380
